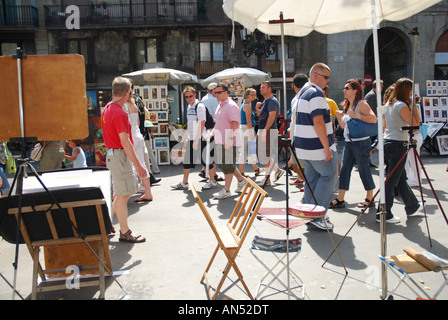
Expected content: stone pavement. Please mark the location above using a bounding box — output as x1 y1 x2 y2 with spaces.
0 145 447 301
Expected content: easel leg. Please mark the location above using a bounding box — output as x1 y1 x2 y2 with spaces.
32 247 40 300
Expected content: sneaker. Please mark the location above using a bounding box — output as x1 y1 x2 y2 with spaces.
407 201 424 216
375 214 401 224
235 178 246 193
171 181 189 190
291 178 303 185
258 177 271 187
273 169 285 182
202 180 217 190
213 189 232 199
308 217 334 231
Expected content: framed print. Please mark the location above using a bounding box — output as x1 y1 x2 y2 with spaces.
152 87 158 100
157 111 168 122
154 137 169 148
440 97 447 107
149 112 157 122
433 97 440 108
161 101 168 110
424 108 433 122
147 101 153 110
154 101 160 110
143 87 150 100
160 87 166 99
436 135 448 155
159 123 168 135
158 148 170 165
149 125 159 135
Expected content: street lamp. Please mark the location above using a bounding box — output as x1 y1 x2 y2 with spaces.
241 28 277 70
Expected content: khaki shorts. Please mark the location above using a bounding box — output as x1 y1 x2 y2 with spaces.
106 148 136 196
216 145 237 174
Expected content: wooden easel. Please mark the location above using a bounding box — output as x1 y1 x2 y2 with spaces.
7 197 112 300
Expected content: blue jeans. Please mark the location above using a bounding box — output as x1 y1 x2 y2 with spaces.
303 150 339 216
384 140 419 219
339 138 375 191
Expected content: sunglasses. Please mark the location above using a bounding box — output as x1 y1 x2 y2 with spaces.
215 91 224 94
185 95 194 98
315 72 330 80
343 86 353 91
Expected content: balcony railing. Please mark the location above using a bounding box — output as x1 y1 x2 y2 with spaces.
44 2 229 28
195 60 230 78
0 5 39 28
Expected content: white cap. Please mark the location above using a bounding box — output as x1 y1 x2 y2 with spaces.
207 82 218 90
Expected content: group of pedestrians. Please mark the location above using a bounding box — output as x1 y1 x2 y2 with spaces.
170 81 285 200
10 64 431 243
289 62 428 230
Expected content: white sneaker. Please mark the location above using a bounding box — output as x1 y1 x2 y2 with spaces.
235 178 246 193
376 214 401 224
202 180 217 190
258 177 271 187
171 181 189 190
213 189 232 199
308 218 334 231
407 201 424 216
273 169 285 182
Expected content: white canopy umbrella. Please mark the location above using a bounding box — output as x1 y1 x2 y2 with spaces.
122 67 198 86
200 67 270 88
223 0 442 299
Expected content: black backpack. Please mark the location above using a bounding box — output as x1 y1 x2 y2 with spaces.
195 102 215 129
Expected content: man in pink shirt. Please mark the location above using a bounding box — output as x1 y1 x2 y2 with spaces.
210 83 246 199
102 76 147 243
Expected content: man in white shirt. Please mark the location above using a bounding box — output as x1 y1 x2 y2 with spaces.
171 86 217 190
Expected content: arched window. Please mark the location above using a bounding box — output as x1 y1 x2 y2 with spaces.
435 29 448 80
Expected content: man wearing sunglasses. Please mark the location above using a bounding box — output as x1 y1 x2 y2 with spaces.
171 86 217 191
210 83 246 199
293 62 338 231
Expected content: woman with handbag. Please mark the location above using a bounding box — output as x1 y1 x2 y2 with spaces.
330 79 377 209
380 77 421 224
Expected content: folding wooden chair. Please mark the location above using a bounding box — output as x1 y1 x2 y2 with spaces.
380 247 448 300
191 178 268 300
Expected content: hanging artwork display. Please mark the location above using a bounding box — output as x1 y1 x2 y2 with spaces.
136 84 171 165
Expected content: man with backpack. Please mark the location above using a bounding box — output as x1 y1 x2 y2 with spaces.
171 86 218 190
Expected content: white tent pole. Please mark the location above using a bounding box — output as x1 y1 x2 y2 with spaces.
370 0 388 299
280 15 288 118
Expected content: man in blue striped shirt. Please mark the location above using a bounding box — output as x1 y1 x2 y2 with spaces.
293 63 338 230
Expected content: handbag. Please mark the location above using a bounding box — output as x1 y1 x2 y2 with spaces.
346 102 378 139
346 118 378 139
30 142 44 161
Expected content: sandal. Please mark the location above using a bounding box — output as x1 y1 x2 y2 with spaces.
358 198 373 208
254 168 264 176
329 198 345 209
119 230 146 243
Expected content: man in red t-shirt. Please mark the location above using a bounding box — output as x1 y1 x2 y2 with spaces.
102 77 147 243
